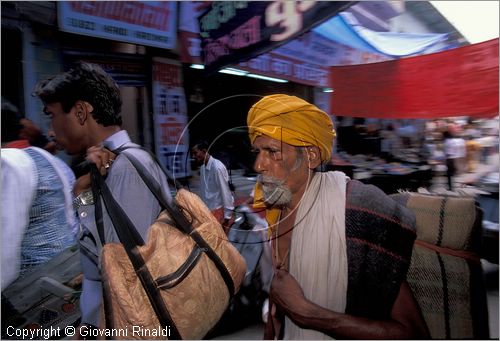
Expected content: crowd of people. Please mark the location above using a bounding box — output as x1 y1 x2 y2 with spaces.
335 115 498 191
2 62 495 339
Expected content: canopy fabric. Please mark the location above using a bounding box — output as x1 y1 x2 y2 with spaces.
314 12 449 58
330 39 499 119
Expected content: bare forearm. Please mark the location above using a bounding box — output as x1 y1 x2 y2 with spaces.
270 268 428 339
289 301 423 340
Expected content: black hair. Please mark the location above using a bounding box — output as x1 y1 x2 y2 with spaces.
192 140 209 151
33 61 122 126
1 98 23 143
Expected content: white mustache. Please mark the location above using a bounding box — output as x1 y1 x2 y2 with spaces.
257 175 285 187
256 175 292 208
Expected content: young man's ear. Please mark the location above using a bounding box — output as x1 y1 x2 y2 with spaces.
306 146 322 169
74 101 94 125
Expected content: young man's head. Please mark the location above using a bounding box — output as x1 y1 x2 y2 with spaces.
1 98 23 145
247 94 335 209
191 140 210 166
33 62 122 155
1 98 58 152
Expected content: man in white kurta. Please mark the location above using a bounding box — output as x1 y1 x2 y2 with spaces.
192 141 234 232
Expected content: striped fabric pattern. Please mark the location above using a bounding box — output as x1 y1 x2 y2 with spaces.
409 247 474 338
390 192 489 339
344 180 417 319
404 194 478 250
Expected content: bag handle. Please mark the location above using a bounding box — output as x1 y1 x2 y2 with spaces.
90 165 182 339
117 149 236 298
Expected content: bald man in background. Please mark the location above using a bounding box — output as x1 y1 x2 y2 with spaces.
247 94 429 339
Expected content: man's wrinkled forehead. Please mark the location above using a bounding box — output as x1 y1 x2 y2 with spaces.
252 135 284 148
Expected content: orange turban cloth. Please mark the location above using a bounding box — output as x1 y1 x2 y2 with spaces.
247 94 336 162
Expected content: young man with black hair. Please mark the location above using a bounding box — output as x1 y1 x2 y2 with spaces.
33 62 173 332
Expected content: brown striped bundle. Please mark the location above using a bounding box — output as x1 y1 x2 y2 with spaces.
391 192 489 339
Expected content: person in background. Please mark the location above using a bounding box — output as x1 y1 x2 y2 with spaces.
247 94 429 339
33 62 173 333
192 140 235 233
465 136 481 173
443 130 465 191
2 98 58 154
1 100 77 290
380 123 400 162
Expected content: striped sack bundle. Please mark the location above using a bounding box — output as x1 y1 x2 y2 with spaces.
390 192 489 339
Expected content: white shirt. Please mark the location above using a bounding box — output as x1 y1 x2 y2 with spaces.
444 138 466 159
199 156 234 219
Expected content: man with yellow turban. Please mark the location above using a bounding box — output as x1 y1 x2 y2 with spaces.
247 94 429 339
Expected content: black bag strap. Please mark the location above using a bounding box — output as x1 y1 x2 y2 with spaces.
117 149 236 298
115 145 183 190
90 165 182 340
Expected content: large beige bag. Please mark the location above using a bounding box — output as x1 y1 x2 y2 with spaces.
100 189 246 339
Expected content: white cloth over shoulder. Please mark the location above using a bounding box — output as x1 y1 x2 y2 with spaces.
1 149 37 290
285 171 349 340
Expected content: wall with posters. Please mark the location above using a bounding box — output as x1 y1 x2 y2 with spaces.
152 58 191 179
5 2 186 170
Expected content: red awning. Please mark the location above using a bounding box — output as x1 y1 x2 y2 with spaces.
330 39 499 119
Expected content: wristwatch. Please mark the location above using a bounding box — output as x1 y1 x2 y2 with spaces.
73 190 94 210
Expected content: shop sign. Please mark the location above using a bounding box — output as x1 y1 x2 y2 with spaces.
179 30 204 65
272 31 390 66
181 2 385 68
238 53 329 87
152 58 191 179
198 1 352 73
58 2 177 49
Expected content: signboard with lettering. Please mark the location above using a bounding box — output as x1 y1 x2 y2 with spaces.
198 1 353 73
238 52 330 87
152 58 191 179
58 2 177 50
181 2 381 87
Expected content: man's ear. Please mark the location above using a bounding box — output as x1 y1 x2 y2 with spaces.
306 146 322 169
74 101 94 125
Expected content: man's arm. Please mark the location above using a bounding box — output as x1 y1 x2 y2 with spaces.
270 269 429 339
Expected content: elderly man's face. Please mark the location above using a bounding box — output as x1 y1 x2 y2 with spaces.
252 135 310 208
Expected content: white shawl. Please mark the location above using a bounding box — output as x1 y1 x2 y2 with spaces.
284 171 348 340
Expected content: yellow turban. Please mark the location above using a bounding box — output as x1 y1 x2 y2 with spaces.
247 94 336 162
